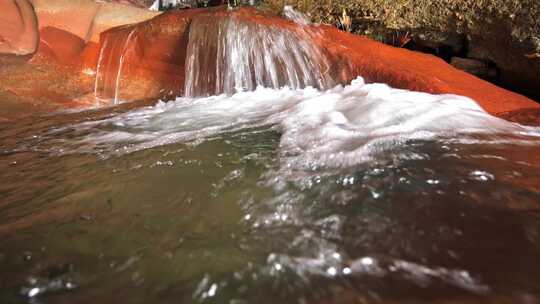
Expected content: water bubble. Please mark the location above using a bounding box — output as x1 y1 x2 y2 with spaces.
360 257 374 266
427 179 440 185
27 287 40 298
22 251 32 261
207 283 218 298
326 267 337 276
469 170 495 182
342 176 355 186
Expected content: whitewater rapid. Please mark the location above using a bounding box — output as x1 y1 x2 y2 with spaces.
60 77 540 168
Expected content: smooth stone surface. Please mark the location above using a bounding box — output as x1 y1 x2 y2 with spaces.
0 0 39 55
31 0 160 43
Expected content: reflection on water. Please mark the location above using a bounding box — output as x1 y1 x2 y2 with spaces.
1 81 540 303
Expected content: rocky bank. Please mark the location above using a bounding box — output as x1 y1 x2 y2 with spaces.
261 0 540 101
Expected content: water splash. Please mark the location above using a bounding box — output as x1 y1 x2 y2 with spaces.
48 77 540 160
184 12 337 97
282 5 311 25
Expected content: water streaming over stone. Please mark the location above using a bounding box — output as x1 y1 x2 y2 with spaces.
94 26 138 105
184 12 340 97
282 5 311 25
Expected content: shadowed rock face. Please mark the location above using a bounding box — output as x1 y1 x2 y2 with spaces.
0 0 38 55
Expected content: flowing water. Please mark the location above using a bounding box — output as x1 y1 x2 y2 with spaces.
1 77 540 304
94 26 139 105
184 13 339 97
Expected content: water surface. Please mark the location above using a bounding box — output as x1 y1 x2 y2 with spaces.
1 80 540 304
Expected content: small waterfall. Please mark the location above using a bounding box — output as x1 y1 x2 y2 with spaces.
184 12 337 97
94 26 138 105
282 5 311 25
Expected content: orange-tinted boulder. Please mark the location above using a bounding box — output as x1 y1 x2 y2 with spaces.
0 0 38 55
19 4 537 124
80 42 101 74
32 27 86 65
92 7 539 120
313 24 540 116
94 9 207 102
31 0 160 43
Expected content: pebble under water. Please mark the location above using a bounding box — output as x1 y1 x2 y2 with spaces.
1 79 540 304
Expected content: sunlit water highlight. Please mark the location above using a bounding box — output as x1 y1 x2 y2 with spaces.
53 77 540 161
1 79 540 303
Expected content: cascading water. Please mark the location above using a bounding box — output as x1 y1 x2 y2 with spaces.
282 5 311 25
94 26 138 105
184 12 341 97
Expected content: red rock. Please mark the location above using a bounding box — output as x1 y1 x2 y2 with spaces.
31 0 159 43
0 0 38 55
91 7 539 121
80 42 101 73
94 8 207 101
16 4 538 124
32 27 86 65
313 24 540 116
498 108 540 126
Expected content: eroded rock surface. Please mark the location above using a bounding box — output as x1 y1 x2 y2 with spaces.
0 0 39 55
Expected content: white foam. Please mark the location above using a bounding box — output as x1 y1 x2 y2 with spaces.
68 77 540 166
283 5 311 25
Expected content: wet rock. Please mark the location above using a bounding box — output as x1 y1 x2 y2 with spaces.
31 0 160 43
24 0 161 92
32 27 86 65
261 0 540 101
0 0 39 55
3 4 538 124
92 7 538 117
93 8 207 101
498 108 540 127
88 1 160 42
450 57 498 80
